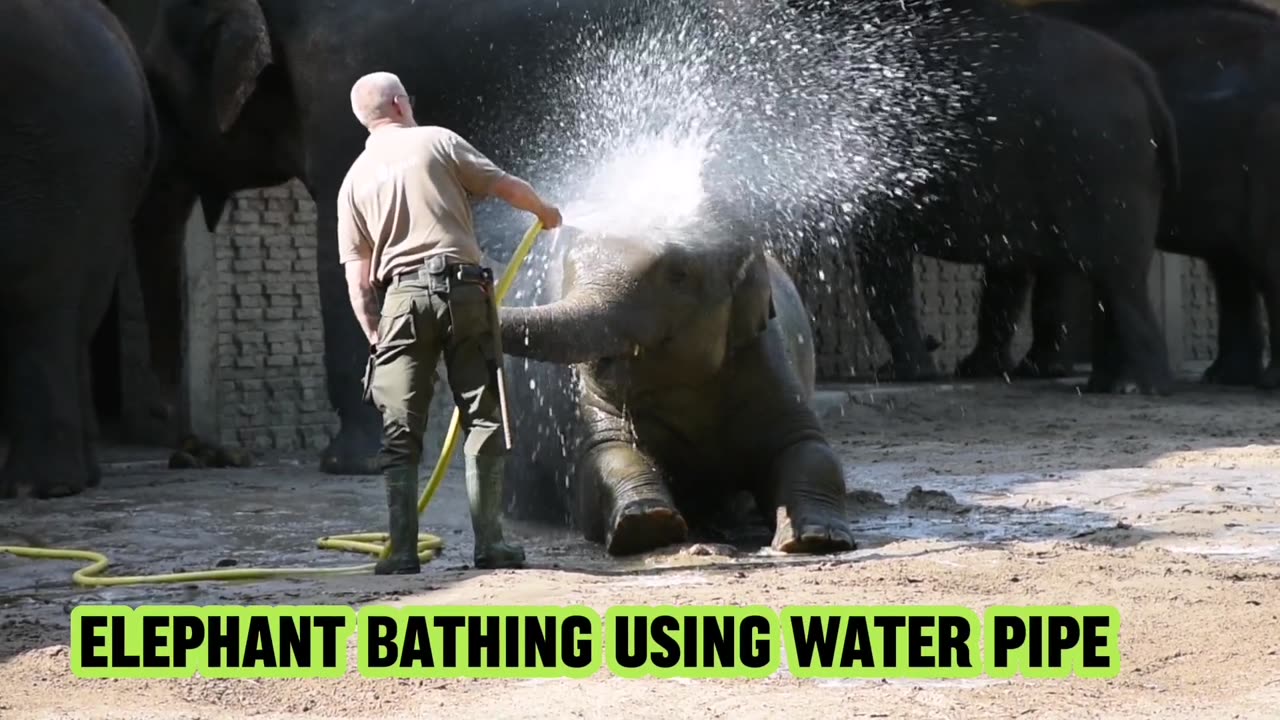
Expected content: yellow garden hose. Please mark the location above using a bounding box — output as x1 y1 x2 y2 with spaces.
0 219 546 587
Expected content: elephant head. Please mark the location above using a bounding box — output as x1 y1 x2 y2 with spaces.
500 220 776 381
124 0 300 388
141 0 299 229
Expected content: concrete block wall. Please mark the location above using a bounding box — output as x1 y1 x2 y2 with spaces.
201 181 1229 451
212 181 337 452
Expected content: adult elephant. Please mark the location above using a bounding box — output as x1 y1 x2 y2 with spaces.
0 0 158 497
800 0 1179 394
129 0 725 476
497 210 854 556
967 0 1280 388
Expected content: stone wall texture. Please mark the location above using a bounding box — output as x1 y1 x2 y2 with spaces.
199 181 1224 451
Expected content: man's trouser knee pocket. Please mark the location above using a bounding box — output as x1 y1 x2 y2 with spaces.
369 288 436 471
441 280 508 459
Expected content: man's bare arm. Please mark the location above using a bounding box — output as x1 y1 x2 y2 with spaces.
345 258 381 346
491 175 562 229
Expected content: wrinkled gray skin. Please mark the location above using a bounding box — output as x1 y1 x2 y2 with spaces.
115 0 715 476
971 0 1280 389
0 0 158 498
497 220 852 556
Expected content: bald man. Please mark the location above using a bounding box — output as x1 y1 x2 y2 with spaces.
338 71 561 574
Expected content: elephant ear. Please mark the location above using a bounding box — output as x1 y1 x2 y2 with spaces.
209 0 274 134
725 249 775 355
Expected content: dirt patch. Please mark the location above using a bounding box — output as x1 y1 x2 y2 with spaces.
3 378 1280 718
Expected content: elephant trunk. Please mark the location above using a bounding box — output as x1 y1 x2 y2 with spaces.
500 294 641 365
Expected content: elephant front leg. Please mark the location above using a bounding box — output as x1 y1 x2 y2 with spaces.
1 312 91 499
577 441 688 556
956 265 1029 378
315 208 383 475
857 245 942 381
757 439 855 554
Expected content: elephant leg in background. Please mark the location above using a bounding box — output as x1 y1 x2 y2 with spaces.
314 200 383 476
577 440 688 556
1201 256 1264 386
1083 259 1172 395
1255 253 1280 389
857 244 943 382
1015 269 1082 379
75 251 124 490
955 265 1032 378
0 304 90 499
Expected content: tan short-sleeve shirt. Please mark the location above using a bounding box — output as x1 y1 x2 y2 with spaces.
336 125 509 284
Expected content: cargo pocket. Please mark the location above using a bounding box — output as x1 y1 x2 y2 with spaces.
445 284 494 347
373 292 419 367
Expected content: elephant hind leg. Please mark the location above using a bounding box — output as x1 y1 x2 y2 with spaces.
577 441 687 556
1201 256 1265 386
1084 263 1173 396
755 436 855 555
1 305 92 499
956 265 1030 379
1014 269 1083 379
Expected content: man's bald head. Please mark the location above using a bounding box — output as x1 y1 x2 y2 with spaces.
350 71 413 128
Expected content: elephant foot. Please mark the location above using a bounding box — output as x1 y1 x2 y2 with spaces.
320 423 382 476
0 449 91 500
605 499 689 556
771 506 856 554
1258 366 1280 390
1084 371 1171 397
954 349 1014 379
171 434 254 469
1202 357 1264 387
1012 352 1071 379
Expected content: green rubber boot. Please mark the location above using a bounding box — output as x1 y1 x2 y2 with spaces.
375 466 421 575
466 454 526 569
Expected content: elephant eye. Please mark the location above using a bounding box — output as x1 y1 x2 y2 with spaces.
666 266 689 285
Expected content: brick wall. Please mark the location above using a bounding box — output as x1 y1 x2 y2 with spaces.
213 181 337 452
201 182 1235 452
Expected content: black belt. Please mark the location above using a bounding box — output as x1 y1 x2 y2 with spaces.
387 257 493 288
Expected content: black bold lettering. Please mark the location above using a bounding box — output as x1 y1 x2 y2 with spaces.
313 615 345 669
433 615 465 668
703 616 734 668
111 615 140 668
739 615 770 669
1047 616 1081 669
526 616 556 668
873 616 906 667
839 616 875 668
467 615 501 668
277 616 309 668
650 616 681 669
907 616 935 668
242 616 277 668
682 616 699 668
1028 615 1044 667
172 615 205 669
991 616 1026 669
400 616 433 668
504 616 520 668
613 616 646 669
141 616 167 668
1080 616 1110 668
206 616 240 668
562 615 592 669
79 615 109 668
936 615 971 669
366 616 399 669
788 616 839 668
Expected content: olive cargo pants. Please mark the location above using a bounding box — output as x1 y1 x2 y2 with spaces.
365 264 506 471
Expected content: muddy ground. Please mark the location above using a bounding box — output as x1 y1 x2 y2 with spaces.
3 376 1280 719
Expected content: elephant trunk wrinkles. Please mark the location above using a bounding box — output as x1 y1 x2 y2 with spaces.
500 296 638 365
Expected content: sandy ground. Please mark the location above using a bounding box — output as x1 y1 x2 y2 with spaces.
3 375 1280 719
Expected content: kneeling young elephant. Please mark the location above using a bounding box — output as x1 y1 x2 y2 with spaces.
496 214 854 556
